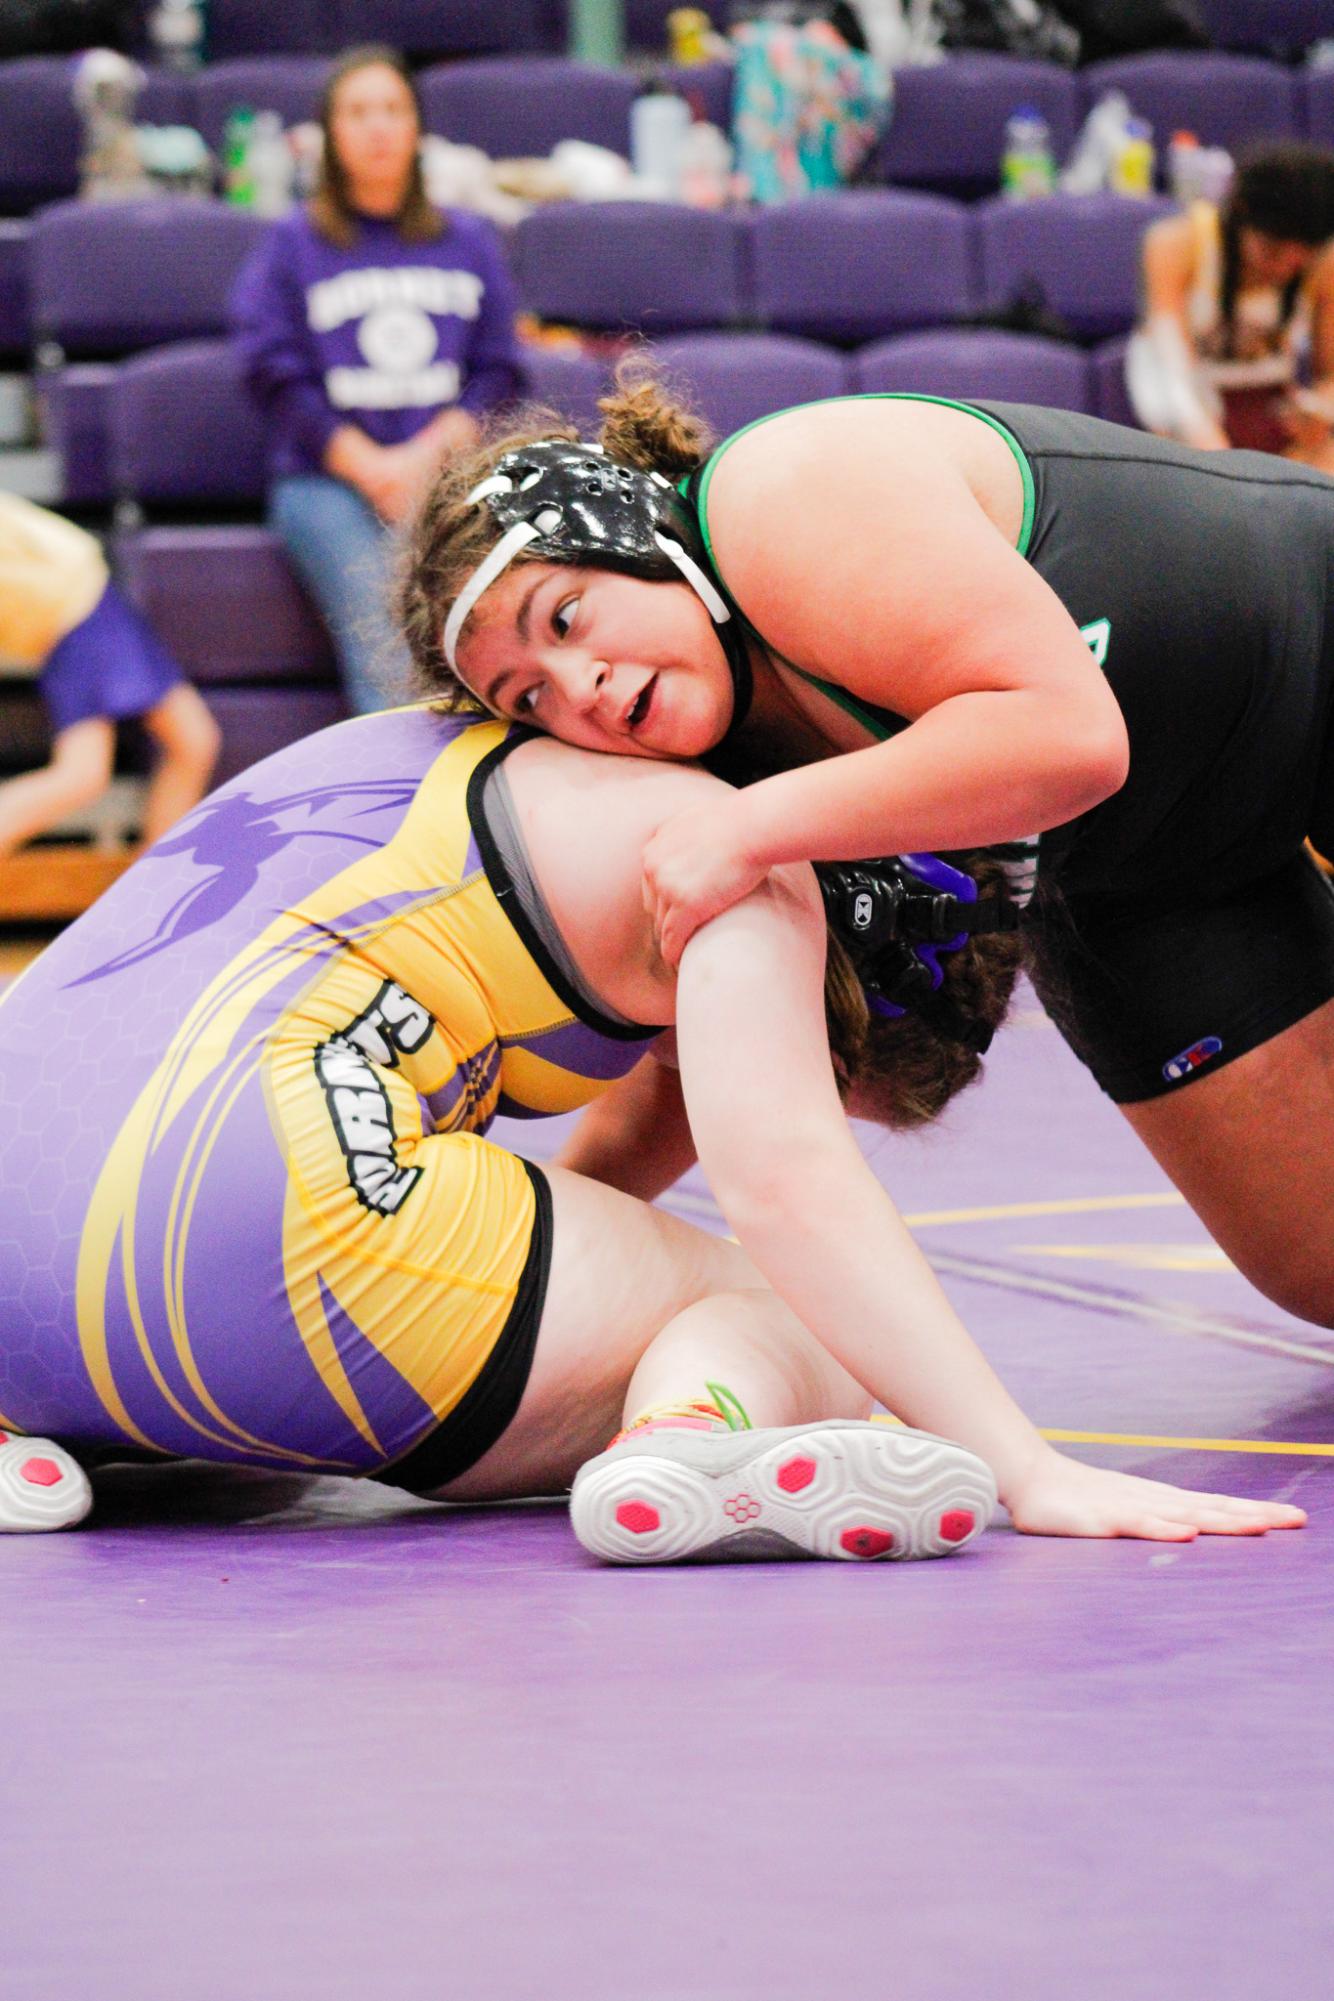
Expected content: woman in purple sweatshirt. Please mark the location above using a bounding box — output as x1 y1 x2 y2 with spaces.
231 44 524 713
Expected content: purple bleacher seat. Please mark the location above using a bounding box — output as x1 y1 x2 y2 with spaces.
137 68 197 126
1299 67 1334 148
975 191 1176 342
625 0 728 48
648 331 848 436
332 0 553 56
747 191 975 344
0 59 81 215
31 198 264 358
0 220 30 357
1090 335 1139 428
202 688 349 784
880 56 1081 200
193 57 331 151
110 339 267 505
659 60 734 132
1078 55 1298 165
419 58 637 159
513 201 744 331
517 341 613 429
1202 0 1334 54
119 525 335 684
38 363 117 505
204 0 330 58
850 328 1092 411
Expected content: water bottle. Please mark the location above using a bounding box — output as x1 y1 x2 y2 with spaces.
222 105 256 207
630 81 691 198
1111 117 1155 199
150 0 205 72
1001 109 1056 203
249 111 293 218
1167 130 1201 205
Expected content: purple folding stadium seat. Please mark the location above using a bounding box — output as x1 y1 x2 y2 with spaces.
1202 0 1332 54
201 688 350 786
624 0 728 48
138 68 197 126
975 190 1176 342
419 58 637 159
0 59 80 215
1078 55 1298 165
0 221 30 357
648 331 849 437
1090 336 1139 428
331 0 553 57
517 341 613 430
879 56 1081 200
1299 68 1334 149
659 59 734 133
109 339 267 506
118 526 336 686
193 58 331 152
850 328 1092 411
31 198 265 358
204 0 330 58
747 191 975 344
513 201 745 331
38 364 117 505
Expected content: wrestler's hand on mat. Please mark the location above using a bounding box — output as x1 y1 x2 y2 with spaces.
643 800 768 968
1005 1449 1306 1541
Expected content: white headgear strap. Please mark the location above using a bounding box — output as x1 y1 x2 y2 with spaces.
442 484 731 684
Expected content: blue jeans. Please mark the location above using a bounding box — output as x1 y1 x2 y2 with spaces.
269 475 413 716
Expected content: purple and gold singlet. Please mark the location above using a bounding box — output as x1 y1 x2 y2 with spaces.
0 709 654 1477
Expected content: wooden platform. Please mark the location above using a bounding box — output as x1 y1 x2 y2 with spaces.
0 844 134 921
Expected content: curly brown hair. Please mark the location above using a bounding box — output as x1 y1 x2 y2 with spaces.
397 363 1022 1130
397 358 715 709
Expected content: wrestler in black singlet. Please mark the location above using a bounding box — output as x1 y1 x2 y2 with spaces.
693 398 1334 1102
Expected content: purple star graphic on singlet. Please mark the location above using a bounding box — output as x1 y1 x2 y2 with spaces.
69 779 421 985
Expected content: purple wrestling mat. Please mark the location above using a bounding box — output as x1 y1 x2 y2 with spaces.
6 984 1333 2001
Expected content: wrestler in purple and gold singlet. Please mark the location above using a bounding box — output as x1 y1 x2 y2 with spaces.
0 709 656 1489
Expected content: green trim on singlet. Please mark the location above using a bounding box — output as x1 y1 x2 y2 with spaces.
684 393 1038 743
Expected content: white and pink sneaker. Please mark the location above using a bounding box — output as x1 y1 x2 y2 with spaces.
0 1431 92 1532
570 1411 996 1566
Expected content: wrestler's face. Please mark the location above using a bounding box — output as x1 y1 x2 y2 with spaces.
1240 226 1318 290
454 562 735 760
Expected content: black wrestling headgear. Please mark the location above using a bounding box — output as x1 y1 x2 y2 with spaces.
443 440 752 735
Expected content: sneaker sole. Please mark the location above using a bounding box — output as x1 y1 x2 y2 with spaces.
569 1422 996 1565
0 1434 93 1532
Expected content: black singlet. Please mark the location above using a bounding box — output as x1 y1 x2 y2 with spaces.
689 397 1334 1100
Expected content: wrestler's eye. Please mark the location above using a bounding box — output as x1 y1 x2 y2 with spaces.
552 595 580 637
513 683 542 715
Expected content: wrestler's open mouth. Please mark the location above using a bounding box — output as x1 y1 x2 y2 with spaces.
627 677 656 731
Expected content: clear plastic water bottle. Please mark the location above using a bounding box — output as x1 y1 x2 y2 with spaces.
1001 109 1056 203
630 81 691 198
249 111 293 218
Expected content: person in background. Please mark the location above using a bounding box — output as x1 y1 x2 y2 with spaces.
230 44 524 714
1128 144 1334 464
0 493 219 860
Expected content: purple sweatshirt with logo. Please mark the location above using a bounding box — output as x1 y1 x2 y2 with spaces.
230 205 524 480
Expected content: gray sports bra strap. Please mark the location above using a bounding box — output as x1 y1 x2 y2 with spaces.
479 759 640 1029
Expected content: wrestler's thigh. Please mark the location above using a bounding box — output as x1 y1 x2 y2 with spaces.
1121 996 1334 1325
438 1163 765 1500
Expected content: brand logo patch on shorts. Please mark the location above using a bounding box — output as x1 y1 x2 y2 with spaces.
1162 1035 1223 1083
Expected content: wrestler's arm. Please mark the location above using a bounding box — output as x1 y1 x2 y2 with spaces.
508 738 1301 1536
644 401 1131 963
552 1046 697 1200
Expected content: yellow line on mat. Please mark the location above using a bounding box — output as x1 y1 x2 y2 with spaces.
872 1414 1334 1455
901 1193 1187 1227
